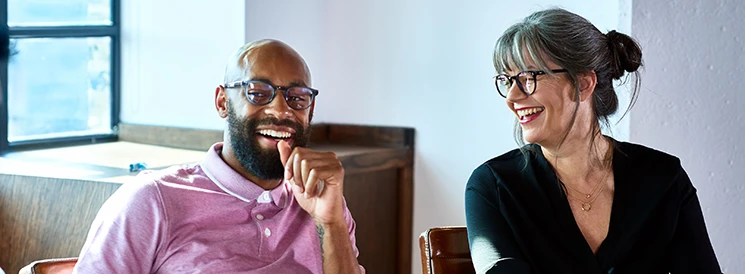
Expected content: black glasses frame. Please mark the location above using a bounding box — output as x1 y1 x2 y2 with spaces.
223 80 319 110
494 69 569 98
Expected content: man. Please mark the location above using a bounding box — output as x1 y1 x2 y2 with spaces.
73 40 364 273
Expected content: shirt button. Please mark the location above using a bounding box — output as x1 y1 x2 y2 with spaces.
263 192 270 200
256 214 264 220
264 228 271 237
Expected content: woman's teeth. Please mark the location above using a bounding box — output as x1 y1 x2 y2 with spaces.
517 107 544 119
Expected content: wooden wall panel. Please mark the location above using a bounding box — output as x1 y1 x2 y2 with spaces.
344 169 400 274
0 175 121 273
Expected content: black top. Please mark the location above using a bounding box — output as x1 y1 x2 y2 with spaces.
465 140 722 274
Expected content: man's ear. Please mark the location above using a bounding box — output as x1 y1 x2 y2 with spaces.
215 85 229 118
578 70 597 102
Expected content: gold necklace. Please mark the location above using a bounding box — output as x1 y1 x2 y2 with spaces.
563 173 604 199
561 169 611 212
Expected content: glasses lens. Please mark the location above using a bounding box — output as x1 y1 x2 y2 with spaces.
246 82 274 105
285 87 315 109
518 72 536 94
495 75 511 97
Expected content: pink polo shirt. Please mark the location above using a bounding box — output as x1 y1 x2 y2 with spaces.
73 142 362 274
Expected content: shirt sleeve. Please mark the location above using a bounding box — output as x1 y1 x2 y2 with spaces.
465 165 531 274
667 167 722 274
73 177 167 274
342 198 366 274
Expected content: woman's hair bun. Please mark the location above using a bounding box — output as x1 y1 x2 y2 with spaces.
607 30 642 79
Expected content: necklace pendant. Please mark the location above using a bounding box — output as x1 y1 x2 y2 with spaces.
585 194 591 199
581 203 592 211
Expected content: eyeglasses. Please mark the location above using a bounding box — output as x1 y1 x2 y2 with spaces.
493 69 568 98
223 80 319 110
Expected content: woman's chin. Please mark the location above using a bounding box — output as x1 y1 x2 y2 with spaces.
521 129 541 144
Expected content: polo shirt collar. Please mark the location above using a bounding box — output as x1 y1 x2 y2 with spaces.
201 142 289 208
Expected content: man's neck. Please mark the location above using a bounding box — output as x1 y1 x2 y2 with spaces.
219 143 283 190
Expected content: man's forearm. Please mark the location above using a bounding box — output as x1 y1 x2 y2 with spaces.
317 222 361 274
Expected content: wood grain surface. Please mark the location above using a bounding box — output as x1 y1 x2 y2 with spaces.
0 175 121 273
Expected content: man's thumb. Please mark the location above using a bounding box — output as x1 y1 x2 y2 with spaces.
277 140 292 166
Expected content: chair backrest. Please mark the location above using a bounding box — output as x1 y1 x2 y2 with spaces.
18 258 77 274
418 226 475 274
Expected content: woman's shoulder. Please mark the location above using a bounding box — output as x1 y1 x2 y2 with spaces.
468 145 540 189
477 145 534 170
614 140 682 173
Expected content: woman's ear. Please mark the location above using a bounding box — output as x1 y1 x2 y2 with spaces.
578 70 598 102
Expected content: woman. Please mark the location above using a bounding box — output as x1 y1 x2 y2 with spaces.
465 8 721 274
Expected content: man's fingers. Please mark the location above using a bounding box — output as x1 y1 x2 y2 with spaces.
305 169 320 198
305 165 340 196
301 159 312 191
286 150 342 197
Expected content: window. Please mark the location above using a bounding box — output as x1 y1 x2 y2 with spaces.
1 0 119 150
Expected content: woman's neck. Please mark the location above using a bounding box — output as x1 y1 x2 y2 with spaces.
541 129 612 187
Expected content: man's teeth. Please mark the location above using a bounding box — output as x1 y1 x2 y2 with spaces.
257 129 292 138
517 107 544 118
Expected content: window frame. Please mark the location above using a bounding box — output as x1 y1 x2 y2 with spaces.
0 0 120 152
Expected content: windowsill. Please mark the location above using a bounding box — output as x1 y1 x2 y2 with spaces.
0 141 205 184
0 140 404 184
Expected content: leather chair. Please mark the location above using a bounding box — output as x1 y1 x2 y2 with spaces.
18 258 77 274
419 226 475 274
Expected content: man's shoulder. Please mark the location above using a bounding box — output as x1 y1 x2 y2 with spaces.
111 163 211 204
131 163 212 189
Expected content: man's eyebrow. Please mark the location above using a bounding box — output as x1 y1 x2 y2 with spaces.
288 81 308 87
249 77 273 85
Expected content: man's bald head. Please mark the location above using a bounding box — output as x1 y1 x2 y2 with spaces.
223 39 311 85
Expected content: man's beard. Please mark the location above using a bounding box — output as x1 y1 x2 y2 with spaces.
226 105 311 180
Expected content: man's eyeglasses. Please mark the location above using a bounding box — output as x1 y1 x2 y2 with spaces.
223 80 319 110
494 69 568 98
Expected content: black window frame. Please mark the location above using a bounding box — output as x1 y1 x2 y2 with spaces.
0 0 120 152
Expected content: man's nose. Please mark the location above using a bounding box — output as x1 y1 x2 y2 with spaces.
263 92 294 119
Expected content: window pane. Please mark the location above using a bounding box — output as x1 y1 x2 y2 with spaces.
8 37 112 142
8 0 112 27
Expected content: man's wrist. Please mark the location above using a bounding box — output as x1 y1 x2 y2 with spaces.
314 215 346 229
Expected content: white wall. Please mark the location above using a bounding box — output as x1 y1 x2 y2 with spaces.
120 0 245 130
631 0 745 272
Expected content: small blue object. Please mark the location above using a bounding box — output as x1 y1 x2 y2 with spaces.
129 162 147 172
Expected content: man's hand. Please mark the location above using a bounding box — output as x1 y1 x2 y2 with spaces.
278 140 363 273
278 140 346 226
